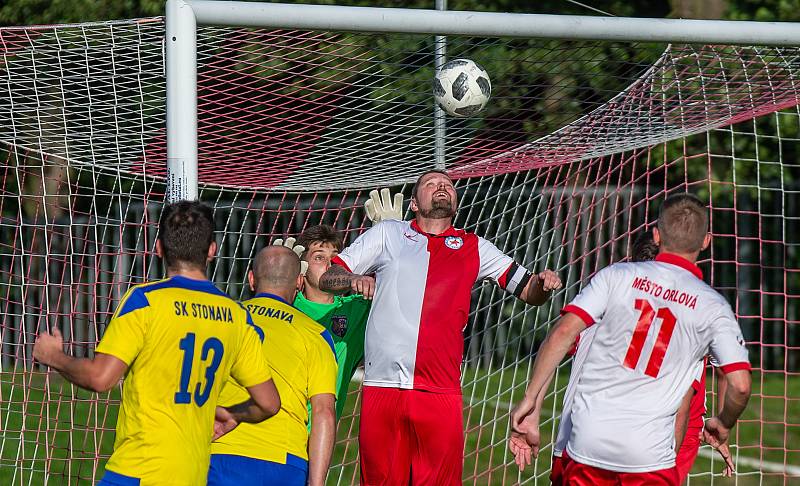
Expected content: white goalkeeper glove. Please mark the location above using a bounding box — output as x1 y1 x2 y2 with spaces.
364 188 404 223
273 237 308 276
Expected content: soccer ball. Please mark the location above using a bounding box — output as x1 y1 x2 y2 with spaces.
433 58 491 117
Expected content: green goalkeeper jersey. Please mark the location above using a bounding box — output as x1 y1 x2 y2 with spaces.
294 291 371 421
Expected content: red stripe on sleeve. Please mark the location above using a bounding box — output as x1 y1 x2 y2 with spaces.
561 304 594 326
497 263 513 289
567 334 581 356
330 255 352 273
720 362 752 374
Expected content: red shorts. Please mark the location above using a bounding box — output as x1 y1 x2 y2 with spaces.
563 458 679 486
675 425 702 483
550 450 573 486
359 386 463 486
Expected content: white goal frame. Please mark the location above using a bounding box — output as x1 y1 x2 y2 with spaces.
165 0 800 201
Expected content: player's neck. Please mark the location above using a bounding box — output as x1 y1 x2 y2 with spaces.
658 249 700 265
254 287 295 304
166 266 208 281
414 216 453 235
303 285 335 304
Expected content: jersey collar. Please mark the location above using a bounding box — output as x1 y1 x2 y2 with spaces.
253 292 292 306
410 219 459 237
655 253 703 280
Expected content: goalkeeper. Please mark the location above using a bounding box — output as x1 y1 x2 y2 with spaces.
278 189 403 421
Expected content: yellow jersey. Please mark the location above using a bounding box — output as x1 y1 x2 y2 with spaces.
211 293 337 466
96 275 272 486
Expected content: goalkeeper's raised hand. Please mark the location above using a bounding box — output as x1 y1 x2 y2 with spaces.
273 237 308 276
364 188 404 223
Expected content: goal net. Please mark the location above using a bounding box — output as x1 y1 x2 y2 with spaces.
1 16 798 486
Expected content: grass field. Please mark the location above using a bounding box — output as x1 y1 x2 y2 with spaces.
1 368 797 485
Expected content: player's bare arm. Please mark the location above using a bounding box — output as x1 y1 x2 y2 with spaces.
319 264 375 299
508 371 554 470
34 327 127 393
510 313 586 443
701 367 735 477
674 386 694 451
213 379 281 439
703 369 751 448
518 269 562 306
308 393 336 486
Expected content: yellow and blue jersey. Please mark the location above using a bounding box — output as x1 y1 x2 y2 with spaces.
211 293 337 467
96 275 272 486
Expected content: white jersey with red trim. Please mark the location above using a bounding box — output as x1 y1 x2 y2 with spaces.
553 325 597 458
562 253 749 473
332 220 517 393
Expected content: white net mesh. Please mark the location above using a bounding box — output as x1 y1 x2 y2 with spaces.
0 16 798 486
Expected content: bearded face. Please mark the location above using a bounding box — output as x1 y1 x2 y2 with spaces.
412 173 458 220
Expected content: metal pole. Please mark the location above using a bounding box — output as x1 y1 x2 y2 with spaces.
433 0 447 170
166 0 198 202
187 1 800 46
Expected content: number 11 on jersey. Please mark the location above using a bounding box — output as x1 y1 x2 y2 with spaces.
623 299 677 378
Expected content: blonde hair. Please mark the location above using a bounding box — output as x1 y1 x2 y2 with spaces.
657 193 709 253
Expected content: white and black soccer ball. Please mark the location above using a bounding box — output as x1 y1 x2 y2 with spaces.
433 58 491 117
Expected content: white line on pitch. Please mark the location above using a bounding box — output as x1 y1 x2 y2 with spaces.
697 448 800 476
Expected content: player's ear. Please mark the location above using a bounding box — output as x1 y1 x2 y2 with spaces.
652 228 662 246
155 239 164 258
410 196 419 212
701 232 711 251
206 241 217 262
247 270 255 292
296 273 304 291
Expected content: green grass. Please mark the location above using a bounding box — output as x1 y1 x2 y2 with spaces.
2 369 797 485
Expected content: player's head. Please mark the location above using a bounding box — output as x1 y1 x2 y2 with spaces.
156 200 216 273
631 229 659 262
410 169 457 220
655 193 710 256
248 245 303 302
298 224 343 291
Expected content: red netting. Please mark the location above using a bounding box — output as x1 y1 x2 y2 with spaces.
0 18 798 486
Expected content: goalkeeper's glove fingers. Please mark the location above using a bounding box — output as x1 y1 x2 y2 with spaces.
273 238 308 275
365 188 404 223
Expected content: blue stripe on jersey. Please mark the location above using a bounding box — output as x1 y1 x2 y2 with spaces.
116 289 151 318
98 469 141 486
253 292 292 306
117 275 233 318
142 275 229 298
320 330 337 363
235 303 265 342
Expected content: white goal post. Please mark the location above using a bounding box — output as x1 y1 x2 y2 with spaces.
164 0 800 201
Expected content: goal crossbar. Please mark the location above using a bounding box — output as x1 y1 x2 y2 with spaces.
165 0 800 201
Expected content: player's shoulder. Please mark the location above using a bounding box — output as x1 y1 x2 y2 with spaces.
114 278 170 317
293 312 337 360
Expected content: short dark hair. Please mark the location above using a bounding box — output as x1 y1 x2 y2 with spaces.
657 193 709 253
632 229 659 262
158 200 215 270
412 169 452 201
297 224 343 257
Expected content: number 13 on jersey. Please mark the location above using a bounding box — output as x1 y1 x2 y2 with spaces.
174 332 225 406
623 299 677 378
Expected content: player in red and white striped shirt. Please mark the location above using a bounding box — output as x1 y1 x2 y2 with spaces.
509 194 752 486
320 170 562 486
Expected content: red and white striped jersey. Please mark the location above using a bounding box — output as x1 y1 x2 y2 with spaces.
561 253 750 473
332 220 517 393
